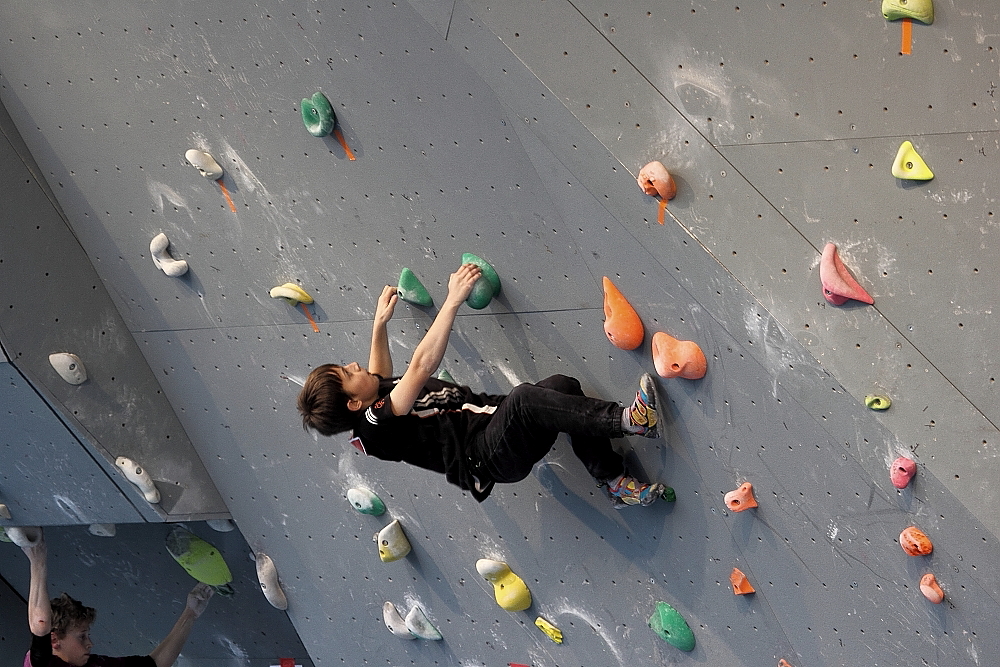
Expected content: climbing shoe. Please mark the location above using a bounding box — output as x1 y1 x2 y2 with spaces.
605 474 666 508
624 373 659 438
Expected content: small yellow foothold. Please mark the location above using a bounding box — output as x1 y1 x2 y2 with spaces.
476 558 531 612
891 141 934 180
535 616 563 644
269 283 314 306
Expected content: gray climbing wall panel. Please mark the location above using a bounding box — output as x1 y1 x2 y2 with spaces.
0 1 997 667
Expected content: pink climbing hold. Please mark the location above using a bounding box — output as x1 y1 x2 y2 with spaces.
819 243 873 306
637 161 677 201
919 573 944 604
890 456 917 489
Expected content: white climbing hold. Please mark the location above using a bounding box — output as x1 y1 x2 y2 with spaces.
6 526 42 548
255 552 289 610
346 488 386 516
404 605 442 640
48 353 87 385
184 149 224 180
88 523 116 537
0 504 10 520
115 456 160 504
269 283 313 306
206 519 236 532
382 602 415 639
150 233 189 277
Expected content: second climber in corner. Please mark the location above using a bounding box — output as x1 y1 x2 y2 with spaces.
297 263 668 508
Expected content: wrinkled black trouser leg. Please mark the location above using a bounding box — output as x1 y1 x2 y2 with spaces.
475 375 625 484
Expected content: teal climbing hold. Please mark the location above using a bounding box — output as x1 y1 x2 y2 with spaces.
461 253 501 309
347 488 386 516
437 369 456 383
882 0 933 24
648 601 695 652
301 92 336 137
397 268 433 307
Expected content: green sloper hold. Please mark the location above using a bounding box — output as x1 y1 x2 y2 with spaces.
648 601 695 652
865 394 891 410
166 526 233 589
437 369 456 383
882 0 933 24
347 488 386 515
398 268 433 307
461 253 501 309
301 92 336 137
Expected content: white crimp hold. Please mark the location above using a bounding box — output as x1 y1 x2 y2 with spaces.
255 552 289 610
150 233 189 277
0 504 11 520
6 526 42 547
184 149 224 180
206 518 236 532
48 353 87 385
115 456 161 504
404 605 443 640
382 602 415 638
88 523 116 537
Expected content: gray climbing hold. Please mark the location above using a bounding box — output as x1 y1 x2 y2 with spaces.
404 605 442 640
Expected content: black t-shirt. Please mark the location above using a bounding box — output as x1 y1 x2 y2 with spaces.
28 633 155 667
352 377 505 500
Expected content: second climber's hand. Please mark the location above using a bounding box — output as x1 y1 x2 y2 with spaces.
186 582 214 618
446 263 481 305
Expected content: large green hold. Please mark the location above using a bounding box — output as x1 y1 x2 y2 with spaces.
301 91 336 137
397 268 433 307
881 0 933 24
166 526 233 588
461 253 501 309
648 601 695 652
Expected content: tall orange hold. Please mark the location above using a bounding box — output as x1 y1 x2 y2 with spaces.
602 277 644 350
729 568 755 595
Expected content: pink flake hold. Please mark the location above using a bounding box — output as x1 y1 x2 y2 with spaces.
820 243 874 306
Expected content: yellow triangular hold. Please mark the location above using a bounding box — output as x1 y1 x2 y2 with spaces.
882 0 933 25
891 141 934 180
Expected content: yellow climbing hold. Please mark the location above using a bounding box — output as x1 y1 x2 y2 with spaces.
882 0 933 24
535 616 563 643
269 283 314 305
476 558 532 612
892 141 934 180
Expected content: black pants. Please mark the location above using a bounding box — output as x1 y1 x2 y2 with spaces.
472 375 626 484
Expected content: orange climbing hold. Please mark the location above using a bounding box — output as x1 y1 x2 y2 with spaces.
724 482 757 512
899 526 933 556
602 277 644 350
919 573 944 604
638 161 677 201
777 660 795 667
652 332 707 380
820 243 873 306
729 568 755 595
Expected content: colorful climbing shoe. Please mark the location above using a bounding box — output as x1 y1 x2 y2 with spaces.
602 276 644 350
115 457 160 504
899 525 933 556
383 602 415 638
397 268 433 307
882 0 933 24
374 519 411 562
255 552 288 610
534 616 563 644
165 527 234 595
865 394 891 410
269 283 314 306
652 332 707 380
184 149 223 180
346 488 386 516
301 92 335 137
890 456 917 489
891 141 934 180
637 161 677 201
150 232 189 277
724 482 757 512
48 353 87 385
461 253 501 309
729 567 755 595
476 559 532 612
648 600 695 652
624 373 659 438
820 243 874 306
919 572 944 603
605 474 666 508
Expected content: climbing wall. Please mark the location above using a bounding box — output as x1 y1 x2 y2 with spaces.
0 1 998 666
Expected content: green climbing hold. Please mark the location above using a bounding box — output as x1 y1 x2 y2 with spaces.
882 0 933 24
165 526 234 592
662 486 677 503
648 601 695 652
347 488 386 516
437 369 456 383
397 268 433 307
865 394 891 410
301 92 336 137
461 253 501 309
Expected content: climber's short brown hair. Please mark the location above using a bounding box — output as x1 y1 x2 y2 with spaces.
297 364 357 436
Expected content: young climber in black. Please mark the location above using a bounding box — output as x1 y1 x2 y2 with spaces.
297 263 666 507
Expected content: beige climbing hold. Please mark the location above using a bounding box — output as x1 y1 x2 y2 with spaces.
374 519 411 562
88 524 116 537
256 552 289 610
115 456 160 504
48 353 87 385
6 526 42 547
404 605 442 640
0 504 10 520
269 283 314 306
184 149 224 180
150 233 189 277
919 572 944 604
382 602 415 639
476 558 532 611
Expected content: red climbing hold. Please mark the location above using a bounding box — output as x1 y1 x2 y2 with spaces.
602 277 644 350
820 243 873 306
890 456 917 489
